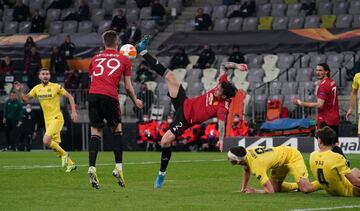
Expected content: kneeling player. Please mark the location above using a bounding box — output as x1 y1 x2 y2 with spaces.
310 126 360 197
228 146 316 193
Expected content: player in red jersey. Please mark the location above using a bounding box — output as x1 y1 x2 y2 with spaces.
87 31 143 189
135 35 248 188
293 63 346 159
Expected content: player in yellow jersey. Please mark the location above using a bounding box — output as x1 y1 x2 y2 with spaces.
227 145 316 193
346 72 360 142
310 126 360 196
14 68 78 172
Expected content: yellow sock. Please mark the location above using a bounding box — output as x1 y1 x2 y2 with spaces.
311 181 322 191
49 141 67 157
281 182 298 192
67 158 74 166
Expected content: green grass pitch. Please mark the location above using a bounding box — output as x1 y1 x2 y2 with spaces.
0 152 359 210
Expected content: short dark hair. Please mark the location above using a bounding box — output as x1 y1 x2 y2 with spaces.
102 30 118 47
38 68 50 74
230 146 247 157
317 63 330 77
317 126 337 146
221 81 237 99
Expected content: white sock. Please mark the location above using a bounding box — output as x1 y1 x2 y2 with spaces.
159 171 166 176
140 49 148 56
116 163 123 171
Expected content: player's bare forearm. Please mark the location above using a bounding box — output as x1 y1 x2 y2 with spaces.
349 89 357 111
297 98 324 109
241 166 250 190
65 92 76 114
20 92 31 103
218 120 225 142
220 62 237 76
124 76 138 103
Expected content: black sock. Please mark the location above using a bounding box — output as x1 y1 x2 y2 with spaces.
160 146 172 172
113 132 123 163
89 135 101 167
332 145 346 158
142 52 167 77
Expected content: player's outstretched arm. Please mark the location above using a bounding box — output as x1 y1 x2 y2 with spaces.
292 97 325 109
216 120 226 152
241 166 251 192
220 62 248 77
13 81 32 103
124 76 143 109
63 90 78 122
246 180 275 194
346 88 357 120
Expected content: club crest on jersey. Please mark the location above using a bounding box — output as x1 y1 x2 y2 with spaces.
47 88 51 92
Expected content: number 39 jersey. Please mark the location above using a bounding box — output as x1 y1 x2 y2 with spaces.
89 49 131 100
317 78 339 126
309 150 358 196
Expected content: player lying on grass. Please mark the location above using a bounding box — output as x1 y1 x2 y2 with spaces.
310 126 360 197
135 35 248 188
14 68 78 172
228 146 316 193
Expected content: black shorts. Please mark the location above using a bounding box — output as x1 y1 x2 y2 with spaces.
168 86 191 137
88 94 121 128
319 122 339 143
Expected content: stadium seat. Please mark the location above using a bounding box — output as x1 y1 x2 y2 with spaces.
140 7 152 19
250 82 266 95
226 4 240 17
189 55 199 66
4 21 18 34
309 54 327 67
185 69 202 83
157 56 171 67
168 0 183 14
157 82 168 96
0 22 3 33
298 81 315 96
257 4 271 17
126 8 140 23
125 0 137 8
326 54 344 68
263 54 278 68
253 93 267 115
335 14 352 28
278 67 297 82
247 54 263 68
213 18 228 31
97 20 111 33
258 16 273 30
212 5 227 20
270 0 283 3
331 68 347 87
184 19 196 31
304 15 320 28
352 15 360 28
187 82 204 97
91 8 105 27
296 68 314 82
333 1 348 15
3 9 14 22
233 80 249 92
256 0 269 4
29 0 44 10
247 68 265 82
271 3 286 17
300 54 310 67
288 16 304 29
203 68 218 80
88 0 102 8
48 21 63 35
102 0 117 15
62 21 78 34
320 15 336 29
202 5 213 15
60 8 75 20
268 94 284 103
243 17 258 31
18 21 31 34
283 94 299 111
281 81 298 95
173 68 187 82
124 97 135 116
140 20 156 34
349 0 360 15
233 68 248 81
317 2 332 16
227 18 243 31
78 21 94 33
263 67 280 82
144 81 158 92
269 81 282 95
284 0 298 4
272 16 288 30
277 53 294 69
46 9 61 25
286 3 302 17
158 95 171 116
202 80 217 92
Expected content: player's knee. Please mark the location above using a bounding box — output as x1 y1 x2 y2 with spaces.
43 138 51 146
160 139 171 148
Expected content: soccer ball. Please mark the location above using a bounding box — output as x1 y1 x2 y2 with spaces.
119 44 137 60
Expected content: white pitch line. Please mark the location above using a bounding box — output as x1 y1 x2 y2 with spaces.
291 205 360 211
2 159 226 170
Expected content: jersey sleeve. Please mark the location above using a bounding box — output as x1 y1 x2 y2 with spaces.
352 73 360 90
317 83 328 100
332 155 351 176
123 57 131 77
28 86 37 97
216 105 228 121
58 84 67 95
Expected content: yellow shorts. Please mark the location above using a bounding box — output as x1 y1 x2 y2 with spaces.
271 149 308 183
45 116 64 143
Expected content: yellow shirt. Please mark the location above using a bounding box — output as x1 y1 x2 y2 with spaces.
310 150 355 196
351 73 360 112
28 82 66 122
246 146 293 185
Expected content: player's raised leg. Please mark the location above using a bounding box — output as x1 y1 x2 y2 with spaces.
111 124 126 187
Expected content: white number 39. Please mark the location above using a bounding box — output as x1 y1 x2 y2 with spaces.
93 58 121 76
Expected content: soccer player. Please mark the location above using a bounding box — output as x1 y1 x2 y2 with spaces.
13 68 78 172
227 145 316 193
345 72 360 142
293 63 346 158
87 30 143 189
310 126 360 196
135 35 247 188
